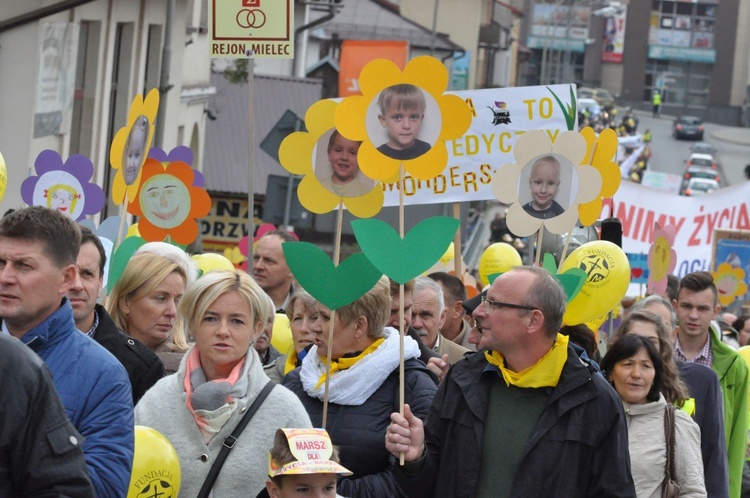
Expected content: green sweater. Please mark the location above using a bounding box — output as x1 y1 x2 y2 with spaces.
475 378 549 498
710 325 750 498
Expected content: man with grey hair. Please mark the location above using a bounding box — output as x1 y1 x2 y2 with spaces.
631 294 729 498
412 276 469 365
386 266 635 497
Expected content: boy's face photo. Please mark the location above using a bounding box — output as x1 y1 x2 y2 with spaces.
124 118 148 185
328 134 360 184
267 474 338 498
528 159 560 210
378 103 424 151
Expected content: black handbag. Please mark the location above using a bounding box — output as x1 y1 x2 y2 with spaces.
662 404 681 498
196 381 275 498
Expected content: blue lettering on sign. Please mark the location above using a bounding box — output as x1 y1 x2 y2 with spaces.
677 259 710 277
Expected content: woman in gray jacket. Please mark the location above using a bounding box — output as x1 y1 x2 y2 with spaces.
135 270 311 497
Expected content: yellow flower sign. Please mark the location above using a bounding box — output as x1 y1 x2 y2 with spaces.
335 56 471 181
278 99 384 218
712 262 748 306
109 89 160 205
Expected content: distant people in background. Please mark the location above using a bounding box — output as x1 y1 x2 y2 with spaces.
733 314 750 347
0 333 95 497
489 211 511 243
253 230 297 313
412 276 470 365
652 90 662 118
276 289 317 382
523 156 565 219
70 226 164 404
256 294 283 383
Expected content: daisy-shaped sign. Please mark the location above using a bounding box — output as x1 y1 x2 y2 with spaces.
279 99 383 218
21 150 105 221
127 158 210 245
712 262 748 307
334 56 471 181
491 130 603 237
109 89 159 205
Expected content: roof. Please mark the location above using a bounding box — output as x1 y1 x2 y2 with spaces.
202 72 322 195
313 0 463 52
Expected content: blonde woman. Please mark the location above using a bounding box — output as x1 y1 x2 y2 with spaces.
107 251 190 374
135 270 311 497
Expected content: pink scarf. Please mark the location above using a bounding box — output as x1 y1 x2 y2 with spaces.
183 348 247 432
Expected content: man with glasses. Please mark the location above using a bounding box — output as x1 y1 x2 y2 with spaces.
385 266 635 497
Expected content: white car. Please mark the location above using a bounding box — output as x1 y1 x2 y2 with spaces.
681 177 719 196
578 98 601 119
686 152 717 170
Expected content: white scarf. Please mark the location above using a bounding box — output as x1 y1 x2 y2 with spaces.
299 327 420 406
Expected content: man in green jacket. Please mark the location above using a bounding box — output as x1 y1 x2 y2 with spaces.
674 271 749 498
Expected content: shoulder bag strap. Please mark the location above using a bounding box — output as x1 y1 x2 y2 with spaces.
667 404 677 479
196 381 276 498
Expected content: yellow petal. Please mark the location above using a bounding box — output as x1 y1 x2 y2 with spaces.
279 132 316 175
305 99 337 135
345 187 384 218
404 56 447 96
358 142 399 182
592 128 618 165
579 199 602 226
142 88 160 120
335 96 370 141
359 60 403 95
297 176 340 214
408 144 447 180
438 95 472 140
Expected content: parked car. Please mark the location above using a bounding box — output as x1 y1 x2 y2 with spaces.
680 177 719 196
689 141 717 156
577 87 595 100
686 152 717 170
592 88 616 108
673 116 704 140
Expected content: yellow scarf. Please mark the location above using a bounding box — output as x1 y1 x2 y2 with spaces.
484 334 569 388
284 351 298 375
315 338 385 389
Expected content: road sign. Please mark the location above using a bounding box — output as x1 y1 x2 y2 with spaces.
210 0 294 59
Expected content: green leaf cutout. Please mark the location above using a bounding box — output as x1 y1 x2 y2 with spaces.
282 242 383 310
542 253 586 303
352 217 460 285
107 236 146 293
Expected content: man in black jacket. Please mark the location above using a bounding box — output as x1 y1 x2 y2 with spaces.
385 266 636 497
0 332 95 496
68 226 164 403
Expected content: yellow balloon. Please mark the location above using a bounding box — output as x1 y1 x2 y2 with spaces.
560 240 630 325
127 223 141 238
478 243 523 287
0 152 7 203
192 253 235 275
128 426 180 498
272 313 293 355
440 242 455 265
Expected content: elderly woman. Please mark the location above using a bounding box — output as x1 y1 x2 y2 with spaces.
135 270 311 497
601 334 706 498
283 276 437 498
107 251 191 374
271 288 318 381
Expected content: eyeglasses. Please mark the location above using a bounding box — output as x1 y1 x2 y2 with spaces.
481 295 538 313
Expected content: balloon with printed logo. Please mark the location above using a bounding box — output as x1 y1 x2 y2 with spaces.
440 242 455 265
478 242 523 288
127 426 180 498
271 313 293 354
560 240 630 325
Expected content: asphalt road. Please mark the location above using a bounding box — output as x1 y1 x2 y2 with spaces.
630 110 750 187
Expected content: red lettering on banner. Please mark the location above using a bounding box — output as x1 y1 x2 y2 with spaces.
738 205 750 229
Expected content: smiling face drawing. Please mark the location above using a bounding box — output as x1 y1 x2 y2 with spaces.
140 174 190 229
45 184 80 216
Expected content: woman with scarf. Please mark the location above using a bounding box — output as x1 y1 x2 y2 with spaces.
135 270 311 497
283 276 437 498
601 334 706 498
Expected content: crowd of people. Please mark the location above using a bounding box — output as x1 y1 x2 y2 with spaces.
3 204 750 498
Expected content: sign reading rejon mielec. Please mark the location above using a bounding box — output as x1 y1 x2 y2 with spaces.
210 0 294 59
